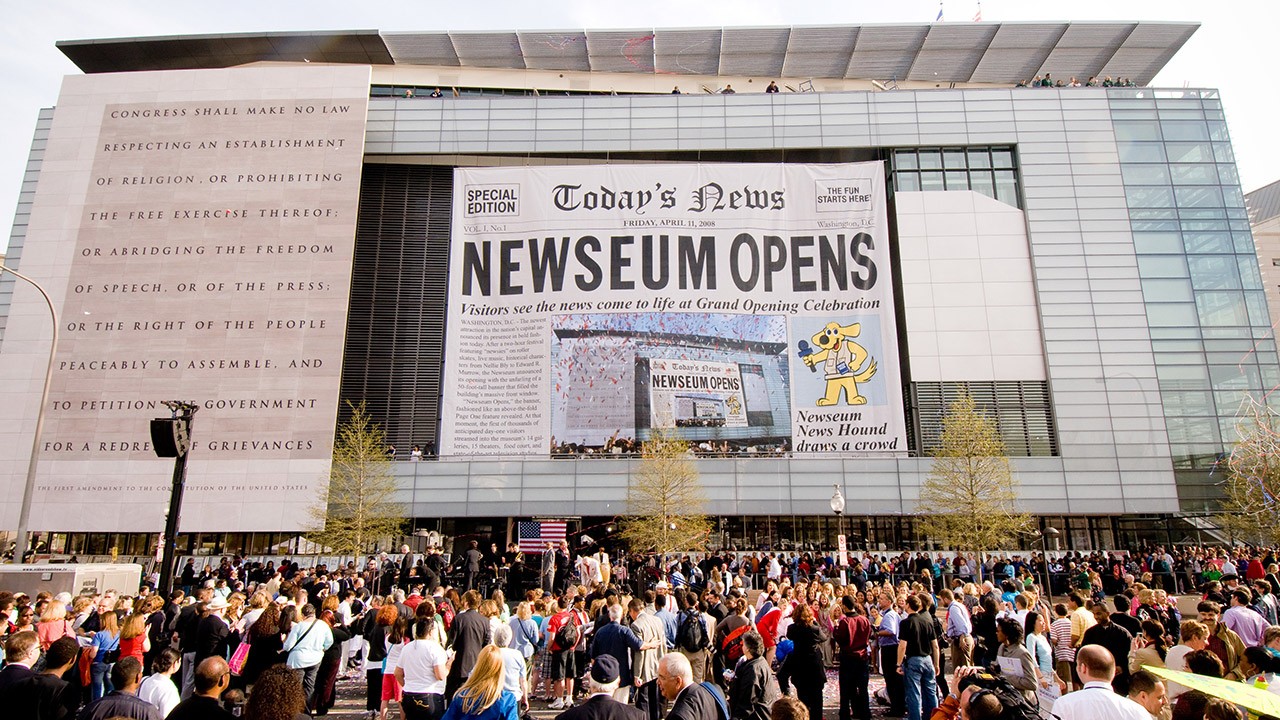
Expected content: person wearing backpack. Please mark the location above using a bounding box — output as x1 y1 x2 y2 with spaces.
546 599 583 709
711 598 750 690
833 596 872 720
676 592 711 684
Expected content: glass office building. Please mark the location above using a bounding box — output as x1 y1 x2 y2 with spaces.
2 21 1270 555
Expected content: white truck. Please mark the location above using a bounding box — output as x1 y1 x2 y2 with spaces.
0 563 143 598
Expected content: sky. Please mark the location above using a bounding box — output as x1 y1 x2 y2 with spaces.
1 0 1276 253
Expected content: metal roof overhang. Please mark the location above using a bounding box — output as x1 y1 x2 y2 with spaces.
59 21 1198 86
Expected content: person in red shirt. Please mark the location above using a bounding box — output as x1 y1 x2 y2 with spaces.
834 596 872 720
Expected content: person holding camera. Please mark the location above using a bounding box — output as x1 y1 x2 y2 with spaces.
929 666 1005 720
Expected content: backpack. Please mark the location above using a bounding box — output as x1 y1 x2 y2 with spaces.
553 613 579 652
719 623 750 663
677 610 709 652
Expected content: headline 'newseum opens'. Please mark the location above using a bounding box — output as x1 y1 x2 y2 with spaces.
0 20 1268 557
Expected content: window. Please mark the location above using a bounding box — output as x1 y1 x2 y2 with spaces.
888 146 1021 207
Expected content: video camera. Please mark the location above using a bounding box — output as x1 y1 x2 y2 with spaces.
956 668 1040 720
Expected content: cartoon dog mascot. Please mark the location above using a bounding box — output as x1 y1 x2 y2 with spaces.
802 322 877 406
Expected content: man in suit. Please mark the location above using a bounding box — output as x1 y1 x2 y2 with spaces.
555 540 573 593
462 541 484 592
556 655 645 720
542 543 558 594
193 596 231 668
12 635 79 720
590 604 644 702
630 596 668 720
0 630 39 697
446 590 492 701
659 653 724 720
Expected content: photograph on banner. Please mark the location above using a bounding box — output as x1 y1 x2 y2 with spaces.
549 312 789 454
441 162 908 458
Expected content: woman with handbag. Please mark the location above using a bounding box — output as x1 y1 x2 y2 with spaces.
241 602 285 687
90 609 121 700
396 604 449 720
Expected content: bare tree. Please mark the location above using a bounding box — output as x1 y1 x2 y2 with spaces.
309 402 406 557
619 430 712 559
917 388 1031 580
1218 395 1280 545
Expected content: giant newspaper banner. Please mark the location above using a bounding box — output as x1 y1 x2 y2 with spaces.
442 163 907 458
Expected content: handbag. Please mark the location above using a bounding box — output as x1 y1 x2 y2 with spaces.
101 634 121 664
228 638 252 675
279 619 318 661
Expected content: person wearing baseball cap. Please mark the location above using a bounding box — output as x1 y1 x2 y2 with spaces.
554 655 645 720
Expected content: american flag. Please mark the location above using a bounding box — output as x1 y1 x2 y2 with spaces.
518 521 567 553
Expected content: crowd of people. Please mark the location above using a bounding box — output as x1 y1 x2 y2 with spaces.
1016 74 1140 88
2 543 1279 719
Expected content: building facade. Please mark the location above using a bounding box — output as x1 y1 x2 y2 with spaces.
1 21 1269 555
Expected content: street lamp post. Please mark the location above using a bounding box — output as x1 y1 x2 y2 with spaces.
1 264 59 564
830 484 846 584
1039 526 1061 600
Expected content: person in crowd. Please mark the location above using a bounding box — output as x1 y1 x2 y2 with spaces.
1203 697 1246 720
89 605 121 701
241 601 284 687
1051 646 1149 720
897 594 939 720
448 590 493 702
769 697 808 720
1080 603 1134 695
11 634 80 720
589 603 643 702
727 631 775 720
166 656 234 720
493 624 530 715
1197 601 1245 679
872 592 905 717
77 656 162 720
1127 669 1168 719
195 596 232 671
1172 650 1225 720
1222 589 1269 648
658 653 723 720
36 600 75 651
441 645 519 720
832 596 870 720
313 599 352 716
991 617 1037 704
1164 619 1208 699
0 630 39 699
118 612 149 666
283 603 334 711
396 606 448 720
555 654 645 720
381 617 410 720
1129 619 1168 674
242 664 309 720
630 594 668 720
174 587 213 697
780 603 827 720
137 647 183 718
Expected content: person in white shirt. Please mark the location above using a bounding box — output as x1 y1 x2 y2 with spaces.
137 647 182 718
396 610 448 720
284 603 335 710
493 623 530 711
1164 619 1208 699
1050 646 1149 720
